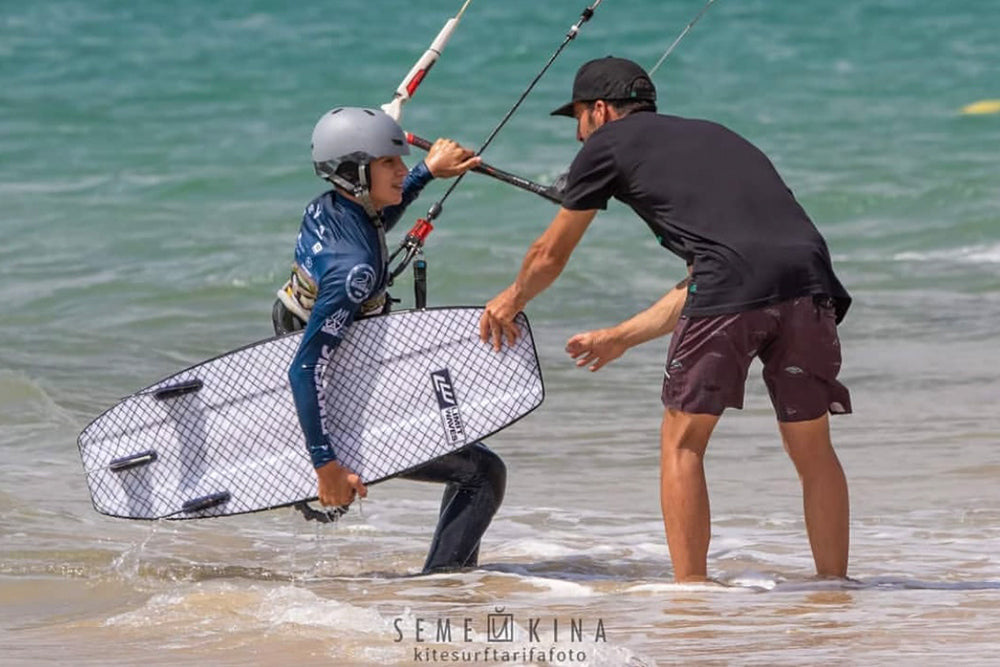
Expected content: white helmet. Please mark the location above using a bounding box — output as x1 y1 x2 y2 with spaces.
311 107 409 198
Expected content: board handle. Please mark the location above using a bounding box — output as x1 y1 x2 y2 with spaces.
181 491 231 514
108 450 158 472
153 379 204 401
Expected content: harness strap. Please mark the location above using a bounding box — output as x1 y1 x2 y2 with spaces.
276 264 316 324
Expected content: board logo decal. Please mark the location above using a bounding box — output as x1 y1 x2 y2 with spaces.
430 368 466 445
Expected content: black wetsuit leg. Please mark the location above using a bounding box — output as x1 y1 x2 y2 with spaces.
398 442 507 573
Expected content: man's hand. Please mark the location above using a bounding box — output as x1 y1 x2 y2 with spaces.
565 279 688 370
424 138 481 178
479 285 523 351
315 460 368 508
479 208 598 352
565 327 628 371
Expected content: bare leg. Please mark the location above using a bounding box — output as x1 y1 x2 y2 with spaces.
779 414 850 578
659 409 720 582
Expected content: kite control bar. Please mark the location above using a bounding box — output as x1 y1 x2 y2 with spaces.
406 133 564 205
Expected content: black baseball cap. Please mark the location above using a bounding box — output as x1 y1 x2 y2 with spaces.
550 56 657 117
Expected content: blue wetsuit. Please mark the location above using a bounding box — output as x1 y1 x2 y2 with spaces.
288 163 432 466
283 161 505 572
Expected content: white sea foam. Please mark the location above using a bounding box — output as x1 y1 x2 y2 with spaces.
519 576 596 598
493 538 583 560
623 581 745 594
0 175 112 195
893 242 1000 264
256 585 389 631
105 582 393 637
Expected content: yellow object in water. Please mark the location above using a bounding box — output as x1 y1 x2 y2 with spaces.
960 99 1000 115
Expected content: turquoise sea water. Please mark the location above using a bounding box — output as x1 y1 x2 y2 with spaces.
2 1 999 664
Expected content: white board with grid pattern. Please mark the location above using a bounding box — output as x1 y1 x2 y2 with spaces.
77 307 543 520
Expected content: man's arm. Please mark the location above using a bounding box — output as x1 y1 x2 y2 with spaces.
566 276 689 371
479 207 598 350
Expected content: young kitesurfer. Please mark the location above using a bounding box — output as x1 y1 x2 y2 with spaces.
276 106 506 573
479 57 853 583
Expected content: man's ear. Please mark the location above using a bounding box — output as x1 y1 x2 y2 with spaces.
593 99 607 120
594 99 617 123
598 100 621 122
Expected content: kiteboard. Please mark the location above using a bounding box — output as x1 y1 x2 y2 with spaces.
77 307 543 520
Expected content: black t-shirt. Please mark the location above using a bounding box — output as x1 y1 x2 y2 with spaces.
562 112 851 322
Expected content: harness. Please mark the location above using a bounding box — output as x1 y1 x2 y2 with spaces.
275 262 390 332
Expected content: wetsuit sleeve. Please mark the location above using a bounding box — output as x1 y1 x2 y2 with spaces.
381 160 434 232
561 132 619 211
287 250 375 468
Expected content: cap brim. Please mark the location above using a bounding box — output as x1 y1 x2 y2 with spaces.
550 102 576 117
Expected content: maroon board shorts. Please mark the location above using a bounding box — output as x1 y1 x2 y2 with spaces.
661 296 851 422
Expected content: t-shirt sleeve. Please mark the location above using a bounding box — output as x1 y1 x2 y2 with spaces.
560 133 619 211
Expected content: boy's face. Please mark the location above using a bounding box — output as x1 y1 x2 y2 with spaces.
368 155 409 209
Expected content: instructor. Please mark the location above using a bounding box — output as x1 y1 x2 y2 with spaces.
479 57 853 582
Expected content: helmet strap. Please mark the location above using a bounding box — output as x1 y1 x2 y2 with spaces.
354 163 380 220
315 161 381 221
356 164 389 264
